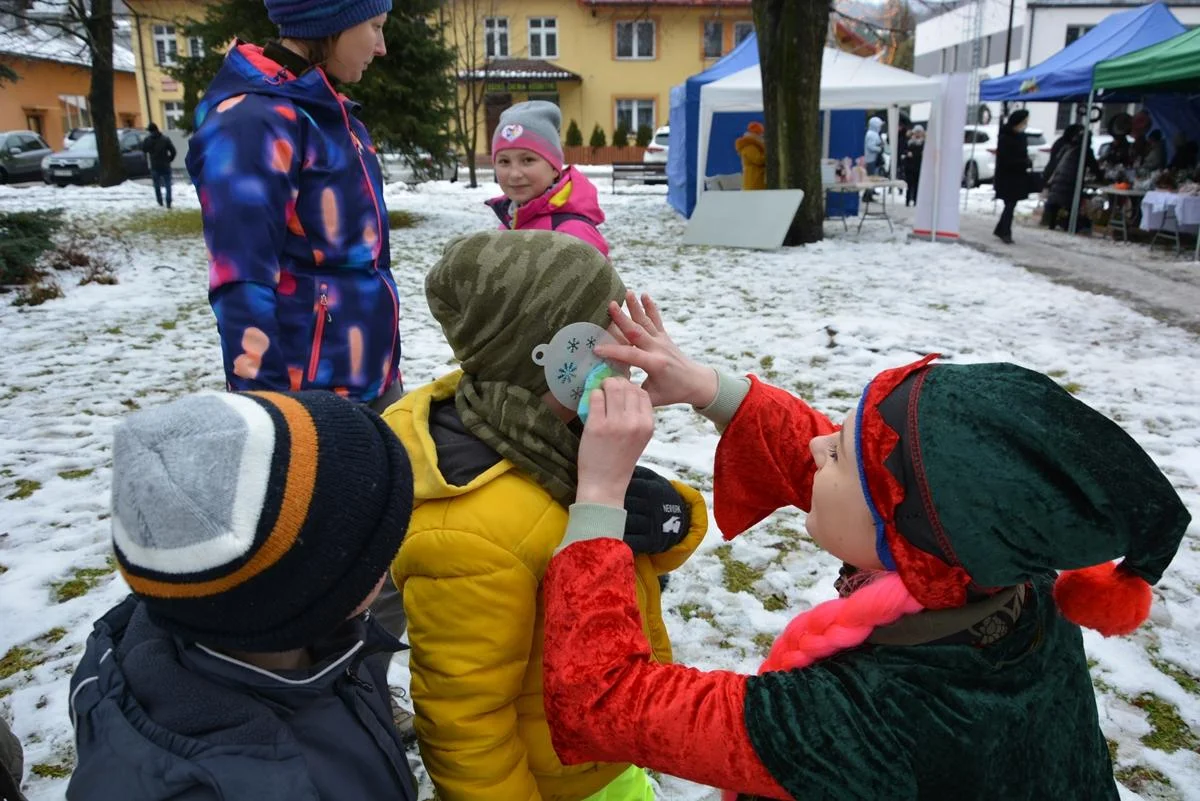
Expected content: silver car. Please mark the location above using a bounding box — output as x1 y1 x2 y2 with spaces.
0 130 53 184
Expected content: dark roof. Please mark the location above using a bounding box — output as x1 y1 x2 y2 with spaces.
459 59 582 81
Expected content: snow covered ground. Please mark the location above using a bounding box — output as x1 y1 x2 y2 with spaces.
1 177 1198 801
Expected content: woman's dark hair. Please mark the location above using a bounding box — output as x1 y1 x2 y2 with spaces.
1004 109 1030 131
290 33 342 70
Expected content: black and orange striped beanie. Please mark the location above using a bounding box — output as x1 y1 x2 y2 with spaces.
110 390 414 651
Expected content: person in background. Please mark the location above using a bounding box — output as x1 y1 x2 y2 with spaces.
735 121 767 191
863 116 885 176
1141 130 1167 173
1168 133 1198 172
1042 126 1099 231
486 101 609 257
992 109 1033 244
140 123 177 210
903 125 924 207
1129 111 1152 166
0 715 25 801
186 0 403 411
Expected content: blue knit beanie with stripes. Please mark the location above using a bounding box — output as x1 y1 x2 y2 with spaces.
265 0 392 39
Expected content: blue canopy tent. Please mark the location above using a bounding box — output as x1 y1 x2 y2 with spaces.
979 2 1184 234
667 33 760 218
980 2 1184 103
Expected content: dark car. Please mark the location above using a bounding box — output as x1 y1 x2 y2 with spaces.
42 129 151 186
0 130 53 183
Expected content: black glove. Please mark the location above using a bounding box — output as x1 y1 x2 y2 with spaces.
622 466 690 555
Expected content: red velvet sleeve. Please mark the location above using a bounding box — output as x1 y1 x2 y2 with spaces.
713 376 838 538
543 538 790 800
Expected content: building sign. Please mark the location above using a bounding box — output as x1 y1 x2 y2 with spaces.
161 77 179 92
484 80 559 93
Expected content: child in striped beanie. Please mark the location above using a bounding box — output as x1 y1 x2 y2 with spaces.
68 390 419 801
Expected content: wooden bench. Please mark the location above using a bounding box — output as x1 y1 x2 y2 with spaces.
611 161 667 193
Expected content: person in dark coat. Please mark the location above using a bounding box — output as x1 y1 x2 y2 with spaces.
903 125 925 207
67 390 418 801
992 109 1032 244
139 123 177 209
1042 127 1099 230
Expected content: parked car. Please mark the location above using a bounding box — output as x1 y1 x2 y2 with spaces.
63 127 93 150
42 129 150 186
1091 134 1114 162
0 130 53 184
642 125 670 164
962 124 1049 187
379 149 457 184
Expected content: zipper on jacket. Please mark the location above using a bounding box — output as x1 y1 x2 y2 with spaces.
307 286 330 382
318 70 400 395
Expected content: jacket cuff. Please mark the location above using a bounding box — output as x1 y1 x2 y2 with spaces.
557 504 627 553
694 370 751 431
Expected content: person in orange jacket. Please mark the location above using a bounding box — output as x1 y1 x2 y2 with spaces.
735 122 767 191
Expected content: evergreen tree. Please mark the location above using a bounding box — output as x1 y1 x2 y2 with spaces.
612 124 629 148
589 124 607 149
565 119 583 147
168 0 455 168
635 124 652 148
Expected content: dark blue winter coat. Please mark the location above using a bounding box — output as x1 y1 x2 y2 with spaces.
186 43 401 403
67 597 417 801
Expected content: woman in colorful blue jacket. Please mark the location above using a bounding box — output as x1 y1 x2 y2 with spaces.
187 0 402 408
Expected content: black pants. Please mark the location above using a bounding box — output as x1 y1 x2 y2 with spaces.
367 379 407 638
994 199 1016 237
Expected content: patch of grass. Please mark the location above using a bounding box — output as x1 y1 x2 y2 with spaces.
1151 657 1200 696
0 564 6 576
1046 369 1068 378
118 208 204 238
1132 693 1200 754
1106 738 1119 762
6 478 41 500
0 645 47 680
159 320 177 330
675 602 715 624
752 632 775 655
928 303 950 311
31 762 72 779
104 326 122 335
715 544 765 593
762 593 789 612
387 210 420 229
147 332 164 343
57 468 94 480
826 388 857 400
42 627 67 644
1114 764 1172 791
121 399 141 410
1061 381 1084 395
12 281 63 307
52 559 117 603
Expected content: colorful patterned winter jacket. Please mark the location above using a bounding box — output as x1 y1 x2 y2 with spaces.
186 44 400 403
486 166 610 257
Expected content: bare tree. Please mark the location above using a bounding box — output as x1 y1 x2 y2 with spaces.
753 0 831 244
440 0 499 188
1 0 124 185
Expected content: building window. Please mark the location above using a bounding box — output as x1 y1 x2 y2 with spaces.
153 24 177 66
188 36 204 59
703 20 723 58
616 98 655 134
734 21 754 46
163 101 185 131
1065 25 1093 46
528 17 557 59
485 17 508 58
616 20 655 60
25 113 44 137
59 95 91 129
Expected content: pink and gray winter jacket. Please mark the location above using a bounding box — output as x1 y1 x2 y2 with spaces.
485 166 609 257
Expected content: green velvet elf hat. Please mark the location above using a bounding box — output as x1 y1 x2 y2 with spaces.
855 355 1191 636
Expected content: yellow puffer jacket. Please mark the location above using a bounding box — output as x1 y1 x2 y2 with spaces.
384 373 707 801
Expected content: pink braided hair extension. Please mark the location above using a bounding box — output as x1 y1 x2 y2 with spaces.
759 572 925 674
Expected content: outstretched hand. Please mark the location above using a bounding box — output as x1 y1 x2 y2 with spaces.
593 292 718 409
576 377 655 509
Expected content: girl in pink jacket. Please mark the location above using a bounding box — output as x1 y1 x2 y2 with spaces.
486 101 610 257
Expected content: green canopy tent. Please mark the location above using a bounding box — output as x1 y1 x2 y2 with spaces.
1093 26 1200 94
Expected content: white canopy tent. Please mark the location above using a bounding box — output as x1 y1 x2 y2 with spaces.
696 48 948 237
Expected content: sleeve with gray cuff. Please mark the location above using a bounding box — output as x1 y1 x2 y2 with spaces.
557 504 627 554
694 369 751 432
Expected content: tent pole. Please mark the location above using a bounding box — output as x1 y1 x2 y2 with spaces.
822 109 831 159
931 94 941 242
1068 87 1095 235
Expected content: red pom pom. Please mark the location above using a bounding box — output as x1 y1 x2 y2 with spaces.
1053 562 1152 637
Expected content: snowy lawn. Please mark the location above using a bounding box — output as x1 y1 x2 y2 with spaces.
1 177 1198 801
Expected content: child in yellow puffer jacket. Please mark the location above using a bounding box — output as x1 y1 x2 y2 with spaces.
735 121 767 191
386 230 706 801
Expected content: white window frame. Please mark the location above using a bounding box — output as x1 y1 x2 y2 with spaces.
615 20 655 60
59 94 91 129
528 17 557 59
153 24 177 66
733 21 754 46
484 17 509 59
188 36 204 59
615 98 655 135
703 20 723 59
163 101 185 131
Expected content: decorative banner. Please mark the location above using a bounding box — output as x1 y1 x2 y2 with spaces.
484 80 559 93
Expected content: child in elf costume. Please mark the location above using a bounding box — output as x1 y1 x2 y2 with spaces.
383 233 706 801
486 101 610 257
541 293 1191 800
735 122 766 191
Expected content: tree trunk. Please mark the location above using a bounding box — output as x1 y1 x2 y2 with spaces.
85 0 124 187
753 0 830 245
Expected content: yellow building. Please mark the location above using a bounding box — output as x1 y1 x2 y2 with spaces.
446 0 754 160
125 0 210 131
